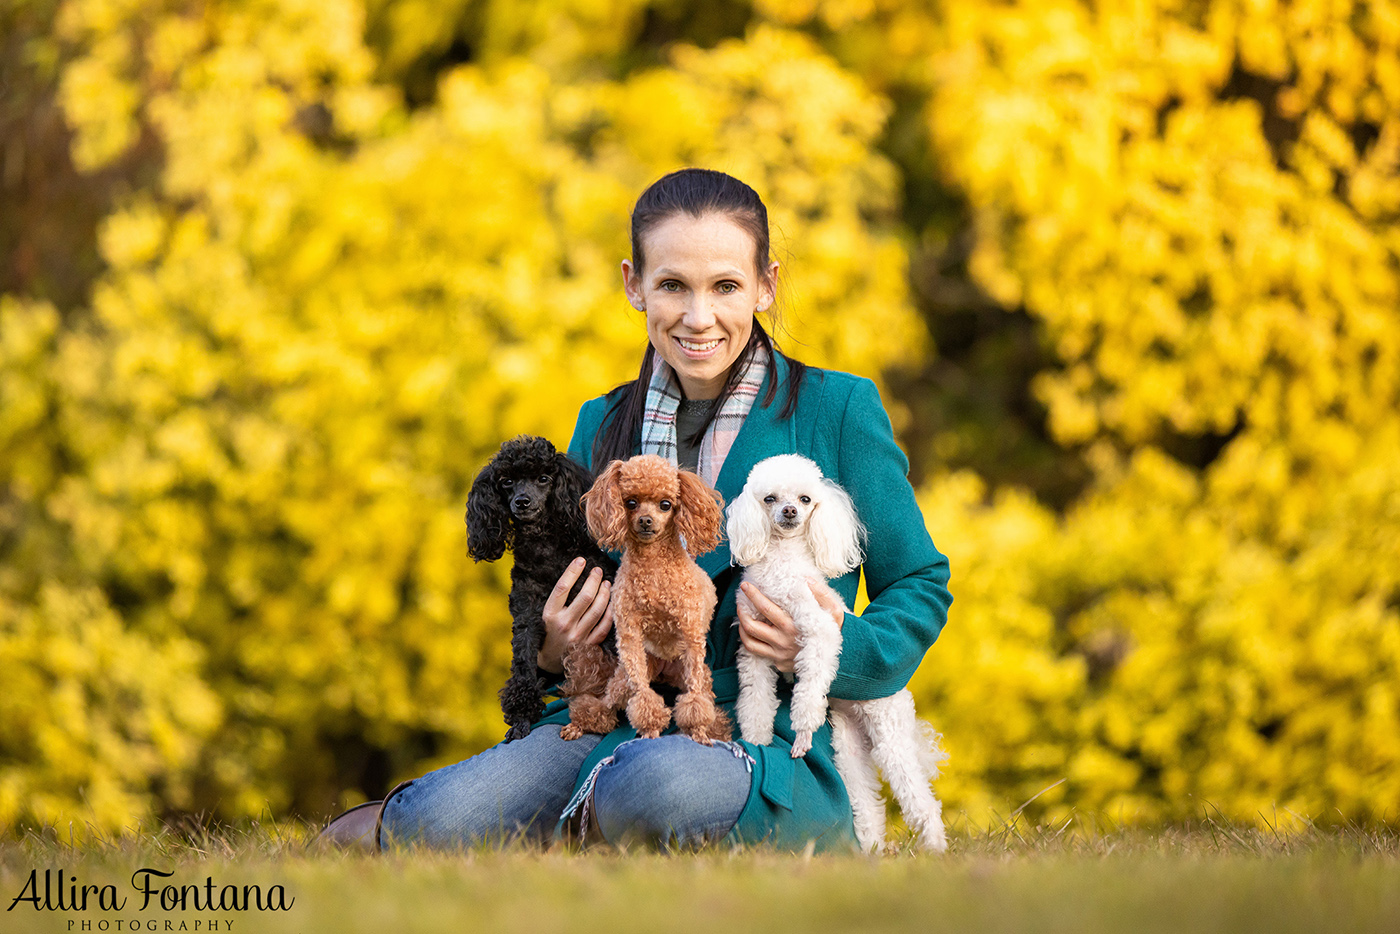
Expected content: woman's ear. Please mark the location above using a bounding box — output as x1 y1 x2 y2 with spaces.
725 487 771 568
466 456 511 561
806 480 866 578
584 460 628 551
675 469 724 558
621 259 645 311
756 259 779 313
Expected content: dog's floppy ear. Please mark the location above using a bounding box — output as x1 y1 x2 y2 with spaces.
550 451 594 533
583 460 628 551
675 469 724 558
807 478 865 578
725 486 771 567
466 453 512 561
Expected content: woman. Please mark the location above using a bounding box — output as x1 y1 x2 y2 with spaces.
330 168 951 852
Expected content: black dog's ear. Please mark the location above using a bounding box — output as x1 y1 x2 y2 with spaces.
549 452 594 533
466 455 512 561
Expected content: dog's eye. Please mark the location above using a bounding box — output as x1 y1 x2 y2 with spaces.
538 475 551 485
624 498 637 510
763 495 776 504
659 500 672 512
497 478 514 490
800 495 811 504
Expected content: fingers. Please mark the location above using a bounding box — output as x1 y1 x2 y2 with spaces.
540 561 610 673
544 558 588 617
568 566 607 619
741 581 788 625
736 600 782 646
737 582 798 672
737 620 794 673
578 581 613 645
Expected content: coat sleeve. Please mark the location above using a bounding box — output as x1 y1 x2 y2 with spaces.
566 397 609 471
828 377 952 701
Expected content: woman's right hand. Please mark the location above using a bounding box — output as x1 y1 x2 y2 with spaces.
537 558 613 673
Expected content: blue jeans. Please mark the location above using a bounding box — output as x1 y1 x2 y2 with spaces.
378 725 753 849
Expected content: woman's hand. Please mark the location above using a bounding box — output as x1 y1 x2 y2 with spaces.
538 558 613 674
736 578 845 673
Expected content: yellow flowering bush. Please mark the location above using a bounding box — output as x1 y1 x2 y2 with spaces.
907 0 1400 825
2 0 920 829
915 442 1400 826
2 0 1396 832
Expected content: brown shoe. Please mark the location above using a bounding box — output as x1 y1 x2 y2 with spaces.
315 800 382 850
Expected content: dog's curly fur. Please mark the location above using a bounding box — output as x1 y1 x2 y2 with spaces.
466 435 617 743
561 455 732 745
727 454 948 852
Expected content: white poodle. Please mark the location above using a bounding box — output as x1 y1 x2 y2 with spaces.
727 453 948 853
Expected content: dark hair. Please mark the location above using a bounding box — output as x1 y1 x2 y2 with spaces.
592 169 808 468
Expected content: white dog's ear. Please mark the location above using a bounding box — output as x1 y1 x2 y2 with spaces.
807 479 865 578
726 487 771 567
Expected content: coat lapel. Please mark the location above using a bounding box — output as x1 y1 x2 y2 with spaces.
699 353 798 577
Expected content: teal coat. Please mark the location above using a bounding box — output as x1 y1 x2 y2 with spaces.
538 353 952 851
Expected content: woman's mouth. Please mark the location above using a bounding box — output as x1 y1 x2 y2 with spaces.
674 336 723 358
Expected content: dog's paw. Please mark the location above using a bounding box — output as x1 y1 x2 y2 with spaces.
673 691 717 733
627 690 671 737
790 730 813 758
565 696 618 737
504 724 532 743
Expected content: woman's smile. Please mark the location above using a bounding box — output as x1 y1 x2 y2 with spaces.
675 335 724 357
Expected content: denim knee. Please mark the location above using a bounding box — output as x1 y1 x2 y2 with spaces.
591 737 751 847
379 724 601 849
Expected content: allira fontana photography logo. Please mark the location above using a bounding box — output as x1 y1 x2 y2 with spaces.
8 867 294 930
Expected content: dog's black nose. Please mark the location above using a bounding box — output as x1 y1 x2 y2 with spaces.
782 504 798 520
513 495 532 510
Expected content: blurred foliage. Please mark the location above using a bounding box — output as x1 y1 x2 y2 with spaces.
1 0 1397 832
903 0 1400 825
1 0 918 829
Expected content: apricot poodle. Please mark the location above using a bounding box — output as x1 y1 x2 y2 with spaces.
561 454 732 744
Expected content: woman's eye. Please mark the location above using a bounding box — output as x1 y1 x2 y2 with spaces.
718 282 738 293
800 496 811 504
661 280 682 292
624 498 637 510
763 495 776 504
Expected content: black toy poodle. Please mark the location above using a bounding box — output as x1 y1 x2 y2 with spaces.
466 435 617 742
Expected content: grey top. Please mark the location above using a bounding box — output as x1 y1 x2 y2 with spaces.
674 397 717 473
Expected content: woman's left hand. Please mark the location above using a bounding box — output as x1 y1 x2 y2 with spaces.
736 578 845 673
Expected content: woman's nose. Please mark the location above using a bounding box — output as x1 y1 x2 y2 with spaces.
682 297 717 330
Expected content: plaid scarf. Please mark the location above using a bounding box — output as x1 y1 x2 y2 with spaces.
640 342 769 487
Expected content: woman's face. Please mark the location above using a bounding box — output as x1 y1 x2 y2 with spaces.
623 212 778 400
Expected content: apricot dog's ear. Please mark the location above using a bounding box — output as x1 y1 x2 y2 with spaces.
584 460 628 551
675 469 724 558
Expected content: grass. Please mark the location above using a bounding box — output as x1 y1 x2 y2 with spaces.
2 815 1397 934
